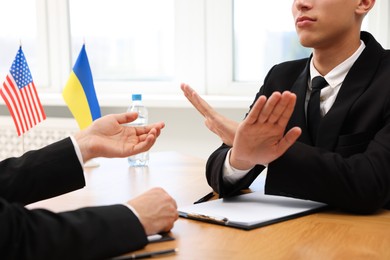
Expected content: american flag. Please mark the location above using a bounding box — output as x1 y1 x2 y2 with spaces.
0 47 46 136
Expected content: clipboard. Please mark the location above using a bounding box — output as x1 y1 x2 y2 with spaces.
178 191 327 230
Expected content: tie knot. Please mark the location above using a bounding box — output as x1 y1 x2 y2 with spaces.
311 76 328 91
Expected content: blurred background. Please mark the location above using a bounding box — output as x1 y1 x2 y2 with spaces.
0 0 389 160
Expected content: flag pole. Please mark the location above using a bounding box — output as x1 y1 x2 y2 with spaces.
21 134 25 155
81 40 98 168
20 39 24 155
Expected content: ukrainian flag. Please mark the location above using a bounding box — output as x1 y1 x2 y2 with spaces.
62 45 101 129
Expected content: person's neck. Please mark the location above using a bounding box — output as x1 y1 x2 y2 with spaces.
312 32 361 76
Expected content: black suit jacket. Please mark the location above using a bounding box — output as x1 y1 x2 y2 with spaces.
206 32 390 214
0 138 147 259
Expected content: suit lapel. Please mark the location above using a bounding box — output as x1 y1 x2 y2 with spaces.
286 59 312 144
316 32 384 150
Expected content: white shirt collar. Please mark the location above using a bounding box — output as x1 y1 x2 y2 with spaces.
309 40 366 89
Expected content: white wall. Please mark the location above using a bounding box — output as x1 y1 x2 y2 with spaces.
368 0 390 48
146 107 247 159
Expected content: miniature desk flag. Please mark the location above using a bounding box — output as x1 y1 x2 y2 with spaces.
62 44 101 130
0 47 46 136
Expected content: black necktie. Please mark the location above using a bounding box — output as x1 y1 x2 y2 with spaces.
307 76 328 143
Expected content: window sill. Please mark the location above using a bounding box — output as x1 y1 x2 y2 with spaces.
31 93 253 109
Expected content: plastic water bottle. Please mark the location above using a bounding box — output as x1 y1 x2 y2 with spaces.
127 94 149 167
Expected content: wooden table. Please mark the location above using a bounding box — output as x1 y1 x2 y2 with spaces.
28 151 390 259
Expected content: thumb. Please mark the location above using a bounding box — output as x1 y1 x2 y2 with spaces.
116 112 139 125
278 127 301 153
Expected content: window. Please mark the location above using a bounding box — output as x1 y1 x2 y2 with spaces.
69 0 175 82
0 0 389 107
232 1 372 84
233 0 311 83
0 0 48 87
205 0 385 96
67 0 205 96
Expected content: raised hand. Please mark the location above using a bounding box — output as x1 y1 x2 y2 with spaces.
230 91 301 170
181 83 238 146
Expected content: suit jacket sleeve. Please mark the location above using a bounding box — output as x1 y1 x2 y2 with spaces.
0 138 148 259
205 144 265 197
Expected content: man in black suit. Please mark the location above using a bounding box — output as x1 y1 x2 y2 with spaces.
182 0 390 213
0 112 178 259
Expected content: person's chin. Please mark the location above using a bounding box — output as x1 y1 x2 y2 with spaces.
296 33 317 49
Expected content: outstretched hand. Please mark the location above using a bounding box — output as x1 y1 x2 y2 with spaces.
230 91 301 170
181 83 238 146
74 112 165 162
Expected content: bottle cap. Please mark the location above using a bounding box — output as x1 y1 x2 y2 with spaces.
132 94 142 101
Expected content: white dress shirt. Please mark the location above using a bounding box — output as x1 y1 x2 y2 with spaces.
222 41 366 185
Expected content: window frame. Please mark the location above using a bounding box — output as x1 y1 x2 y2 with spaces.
204 0 390 97
18 0 390 107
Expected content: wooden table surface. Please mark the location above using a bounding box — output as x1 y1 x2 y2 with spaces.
28 151 390 260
